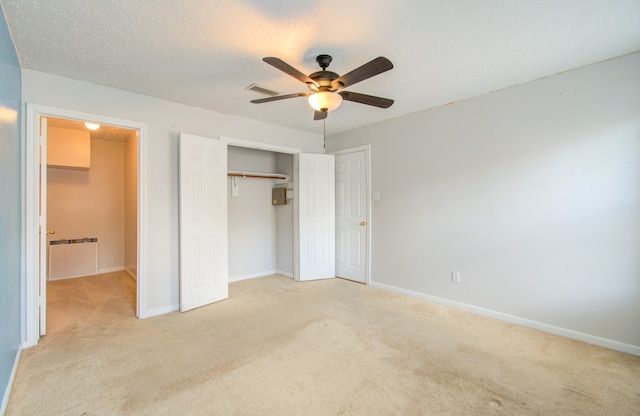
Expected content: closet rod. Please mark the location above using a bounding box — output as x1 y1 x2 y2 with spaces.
227 171 288 180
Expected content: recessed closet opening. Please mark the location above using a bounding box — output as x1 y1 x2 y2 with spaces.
227 146 294 281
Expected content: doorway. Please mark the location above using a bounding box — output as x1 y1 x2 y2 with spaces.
226 145 295 281
45 117 138 333
24 104 147 347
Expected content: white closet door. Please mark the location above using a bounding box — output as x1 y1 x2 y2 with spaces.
179 133 228 311
298 153 335 281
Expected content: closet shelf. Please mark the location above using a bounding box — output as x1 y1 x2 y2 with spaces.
227 170 288 182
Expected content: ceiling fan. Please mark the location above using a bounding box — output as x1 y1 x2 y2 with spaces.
251 54 394 120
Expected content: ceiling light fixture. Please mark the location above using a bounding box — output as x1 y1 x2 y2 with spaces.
85 122 100 130
308 91 342 112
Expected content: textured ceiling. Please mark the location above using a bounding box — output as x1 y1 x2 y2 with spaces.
3 0 640 135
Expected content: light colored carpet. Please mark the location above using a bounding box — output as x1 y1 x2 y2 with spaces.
7 274 640 415
45 271 136 335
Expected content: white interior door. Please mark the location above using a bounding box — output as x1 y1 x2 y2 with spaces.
298 153 335 281
39 116 48 335
335 150 368 283
179 133 228 311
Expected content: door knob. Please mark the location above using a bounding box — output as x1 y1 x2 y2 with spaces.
360 221 366 226
46 230 56 235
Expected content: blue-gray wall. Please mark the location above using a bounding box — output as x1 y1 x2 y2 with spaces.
0 5 22 403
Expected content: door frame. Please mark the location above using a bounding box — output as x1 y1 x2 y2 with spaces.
330 145 371 285
23 103 148 347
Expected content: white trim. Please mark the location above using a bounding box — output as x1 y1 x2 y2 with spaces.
293 154 300 281
220 136 301 154
370 281 640 356
97 267 125 274
23 104 39 348
229 271 279 283
1 346 22 415
24 103 149 345
329 145 372 286
136 123 148 319
229 271 294 282
145 304 179 318
46 268 124 281
124 267 137 282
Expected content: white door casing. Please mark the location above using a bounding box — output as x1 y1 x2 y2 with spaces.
298 153 336 281
38 116 48 335
179 133 228 311
335 150 368 283
25 103 147 347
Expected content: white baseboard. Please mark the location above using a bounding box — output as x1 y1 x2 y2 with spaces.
124 267 137 282
142 304 179 319
1 346 22 416
142 272 294 318
370 281 640 356
98 266 124 274
229 270 279 283
277 270 294 278
47 267 126 281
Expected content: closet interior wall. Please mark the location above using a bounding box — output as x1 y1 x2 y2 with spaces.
227 146 293 280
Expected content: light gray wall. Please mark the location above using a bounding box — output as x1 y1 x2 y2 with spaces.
227 147 294 279
227 146 278 279
276 153 294 276
327 53 640 352
23 69 323 316
0 5 22 407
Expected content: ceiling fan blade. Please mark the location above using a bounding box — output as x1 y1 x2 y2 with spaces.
339 91 394 108
251 92 310 104
314 110 328 121
263 57 318 87
331 57 393 90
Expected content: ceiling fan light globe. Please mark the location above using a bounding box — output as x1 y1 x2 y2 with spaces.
308 91 342 112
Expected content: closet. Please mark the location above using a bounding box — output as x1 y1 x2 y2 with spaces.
227 146 294 280
178 133 335 311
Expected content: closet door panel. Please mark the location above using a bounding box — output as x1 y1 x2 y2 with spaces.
179 133 228 311
298 153 335 281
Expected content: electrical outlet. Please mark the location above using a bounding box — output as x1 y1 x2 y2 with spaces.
452 272 460 283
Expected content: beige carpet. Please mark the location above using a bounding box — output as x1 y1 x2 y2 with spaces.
45 271 137 335
7 275 640 415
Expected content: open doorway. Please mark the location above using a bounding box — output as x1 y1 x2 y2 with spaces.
24 104 147 347
44 117 138 333
226 145 294 281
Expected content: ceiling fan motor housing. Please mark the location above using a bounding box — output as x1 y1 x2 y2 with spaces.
309 70 339 92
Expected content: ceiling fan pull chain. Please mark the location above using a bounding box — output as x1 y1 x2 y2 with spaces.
323 119 326 149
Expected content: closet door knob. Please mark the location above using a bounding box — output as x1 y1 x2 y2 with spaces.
360 221 366 226
46 230 56 235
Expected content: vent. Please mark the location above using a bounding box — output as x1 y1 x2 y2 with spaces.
246 83 279 97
